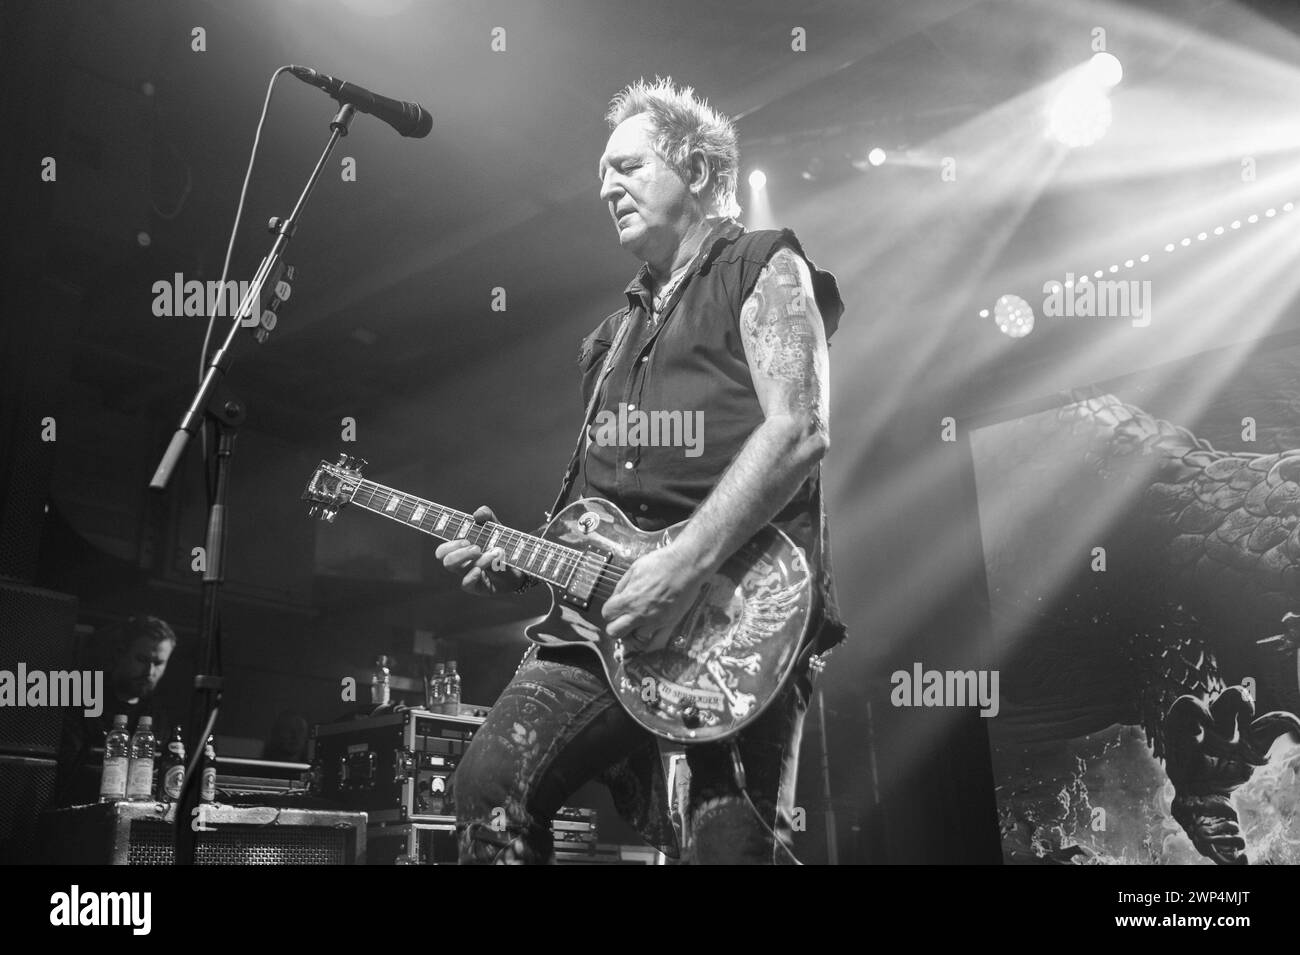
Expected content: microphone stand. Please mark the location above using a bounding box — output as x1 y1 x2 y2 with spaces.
150 103 356 864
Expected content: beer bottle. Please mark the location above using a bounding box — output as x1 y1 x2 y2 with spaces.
161 724 187 801
199 735 217 803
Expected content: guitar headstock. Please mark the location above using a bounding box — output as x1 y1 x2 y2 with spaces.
302 454 367 523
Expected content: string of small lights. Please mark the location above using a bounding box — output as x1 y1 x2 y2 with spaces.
980 199 1297 337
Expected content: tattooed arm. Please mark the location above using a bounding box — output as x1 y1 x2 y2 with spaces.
670 245 831 571
603 245 830 641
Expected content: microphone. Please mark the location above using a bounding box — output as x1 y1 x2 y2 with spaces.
288 65 432 138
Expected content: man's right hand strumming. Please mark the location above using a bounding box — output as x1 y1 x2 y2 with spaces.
434 505 526 596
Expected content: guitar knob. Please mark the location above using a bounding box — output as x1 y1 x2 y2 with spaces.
681 706 701 729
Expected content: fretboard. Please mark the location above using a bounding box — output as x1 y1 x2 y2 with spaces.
348 479 580 588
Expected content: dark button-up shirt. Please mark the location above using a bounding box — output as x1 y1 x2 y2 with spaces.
569 216 847 652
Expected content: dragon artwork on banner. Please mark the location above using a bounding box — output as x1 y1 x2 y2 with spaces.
970 354 1300 865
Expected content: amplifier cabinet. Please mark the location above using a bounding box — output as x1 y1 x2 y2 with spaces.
313 708 484 824
37 801 366 865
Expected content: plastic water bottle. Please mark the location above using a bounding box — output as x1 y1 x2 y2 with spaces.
445 661 461 713
370 654 392 706
99 714 130 802
431 663 446 711
125 715 157 801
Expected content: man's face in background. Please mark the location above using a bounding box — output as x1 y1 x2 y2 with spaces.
111 636 174 703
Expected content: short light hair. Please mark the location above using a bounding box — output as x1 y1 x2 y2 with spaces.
606 77 741 219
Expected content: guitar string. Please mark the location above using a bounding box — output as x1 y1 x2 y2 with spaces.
331 476 635 594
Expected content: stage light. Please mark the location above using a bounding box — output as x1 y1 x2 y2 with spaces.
992 294 1034 338
867 147 887 167
1047 79 1112 148
748 169 767 190
800 156 824 182
1089 52 1123 88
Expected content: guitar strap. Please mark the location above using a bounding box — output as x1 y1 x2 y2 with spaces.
546 309 636 521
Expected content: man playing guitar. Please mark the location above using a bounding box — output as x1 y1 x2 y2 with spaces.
437 77 846 864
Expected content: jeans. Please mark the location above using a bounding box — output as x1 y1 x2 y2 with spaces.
454 644 811 864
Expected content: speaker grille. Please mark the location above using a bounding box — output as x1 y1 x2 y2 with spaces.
0 755 57 862
0 582 77 754
126 819 353 866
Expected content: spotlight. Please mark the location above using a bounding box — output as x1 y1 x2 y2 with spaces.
748 169 767 190
1047 78 1112 148
992 294 1034 339
1089 52 1123 88
800 157 824 182
867 147 887 167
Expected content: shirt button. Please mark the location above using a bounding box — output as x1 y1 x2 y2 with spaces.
627 404 636 411
624 461 634 470
640 356 648 363
639 504 648 512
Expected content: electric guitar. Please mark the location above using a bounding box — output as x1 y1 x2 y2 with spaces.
302 455 812 743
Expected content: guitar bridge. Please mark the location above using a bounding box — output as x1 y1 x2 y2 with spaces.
561 550 611 611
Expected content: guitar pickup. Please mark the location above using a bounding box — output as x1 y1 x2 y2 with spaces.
561 551 611 610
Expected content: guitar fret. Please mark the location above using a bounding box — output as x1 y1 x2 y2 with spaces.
341 477 586 589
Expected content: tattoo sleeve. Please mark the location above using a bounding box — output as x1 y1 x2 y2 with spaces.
668 245 833 576
739 246 830 436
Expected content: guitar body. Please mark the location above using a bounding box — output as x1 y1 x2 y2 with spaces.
525 498 812 743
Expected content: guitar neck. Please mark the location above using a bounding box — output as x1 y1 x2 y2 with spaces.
348 479 580 588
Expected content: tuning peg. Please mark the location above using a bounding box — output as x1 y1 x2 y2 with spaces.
336 453 349 466
323 509 338 524
353 457 368 472
308 505 319 518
